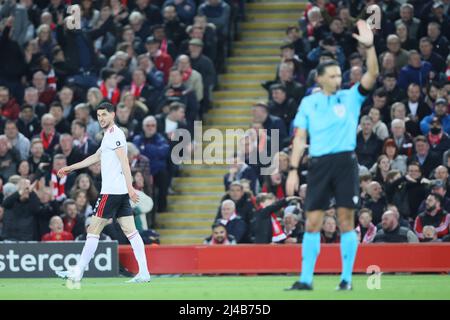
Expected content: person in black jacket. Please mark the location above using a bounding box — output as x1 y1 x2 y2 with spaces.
410 135 441 178
55 12 116 88
267 84 298 128
356 115 383 169
373 210 419 243
216 199 247 243
252 193 300 244
1 178 40 241
215 181 255 225
252 102 288 149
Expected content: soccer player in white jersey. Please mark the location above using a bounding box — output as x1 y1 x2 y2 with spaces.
56 102 151 284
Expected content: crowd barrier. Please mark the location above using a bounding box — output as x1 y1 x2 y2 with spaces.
119 243 450 274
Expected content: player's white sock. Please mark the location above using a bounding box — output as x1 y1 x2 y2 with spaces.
76 233 100 278
127 230 150 276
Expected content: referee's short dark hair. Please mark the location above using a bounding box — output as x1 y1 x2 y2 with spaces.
96 101 115 113
317 60 340 76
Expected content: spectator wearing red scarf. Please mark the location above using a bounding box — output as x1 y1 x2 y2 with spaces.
262 172 286 200
39 113 60 154
99 68 120 105
42 216 74 241
130 68 162 113
253 193 301 243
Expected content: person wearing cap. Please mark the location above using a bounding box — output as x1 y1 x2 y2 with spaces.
425 116 450 158
145 36 173 83
417 179 450 213
414 192 450 240
267 83 298 128
420 97 450 135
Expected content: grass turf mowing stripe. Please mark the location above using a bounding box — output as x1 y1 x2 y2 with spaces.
0 275 449 300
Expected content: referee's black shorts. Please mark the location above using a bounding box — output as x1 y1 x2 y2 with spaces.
93 194 133 219
304 151 359 212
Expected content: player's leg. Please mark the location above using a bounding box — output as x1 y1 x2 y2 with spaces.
117 195 150 282
287 156 331 290
117 216 150 279
333 152 360 290
75 216 109 277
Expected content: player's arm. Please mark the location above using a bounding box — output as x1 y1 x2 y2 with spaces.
57 148 101 177
115 146 139 203
286 128 308 196
353 20 379 91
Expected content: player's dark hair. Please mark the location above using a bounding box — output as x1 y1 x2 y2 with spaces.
316 60 340 76
96 101 115 113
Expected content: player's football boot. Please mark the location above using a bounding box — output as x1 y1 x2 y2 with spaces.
126 273 151 283
285 281 313 291
336 280 353 291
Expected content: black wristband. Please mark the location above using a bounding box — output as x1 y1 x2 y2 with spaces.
289 166 298 171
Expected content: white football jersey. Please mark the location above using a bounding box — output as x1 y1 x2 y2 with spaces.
100 124 128 194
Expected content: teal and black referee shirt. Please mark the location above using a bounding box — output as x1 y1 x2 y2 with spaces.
293 83 369 157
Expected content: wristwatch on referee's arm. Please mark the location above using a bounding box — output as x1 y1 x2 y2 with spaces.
289 165 298 172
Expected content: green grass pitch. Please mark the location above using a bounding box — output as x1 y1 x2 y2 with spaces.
1 275 449 300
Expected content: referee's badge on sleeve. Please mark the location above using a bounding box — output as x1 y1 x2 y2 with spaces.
333 104 346 118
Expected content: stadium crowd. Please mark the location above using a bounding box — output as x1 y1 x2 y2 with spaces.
207 0 450 245
0 0 237 244
1 0 450 246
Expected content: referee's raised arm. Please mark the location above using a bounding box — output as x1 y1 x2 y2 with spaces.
352 20 379 92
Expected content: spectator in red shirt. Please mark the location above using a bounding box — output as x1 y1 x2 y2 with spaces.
0 86 20 120
99 68 120 105
145 36 173 83
414 193 450 240
61 199 86 239
41 215 74 241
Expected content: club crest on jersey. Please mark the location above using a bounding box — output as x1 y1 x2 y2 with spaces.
333 104 346 118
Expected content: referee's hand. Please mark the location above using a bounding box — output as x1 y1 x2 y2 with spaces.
286 170 299 196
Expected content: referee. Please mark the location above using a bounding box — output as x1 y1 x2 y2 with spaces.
286 20 379 291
